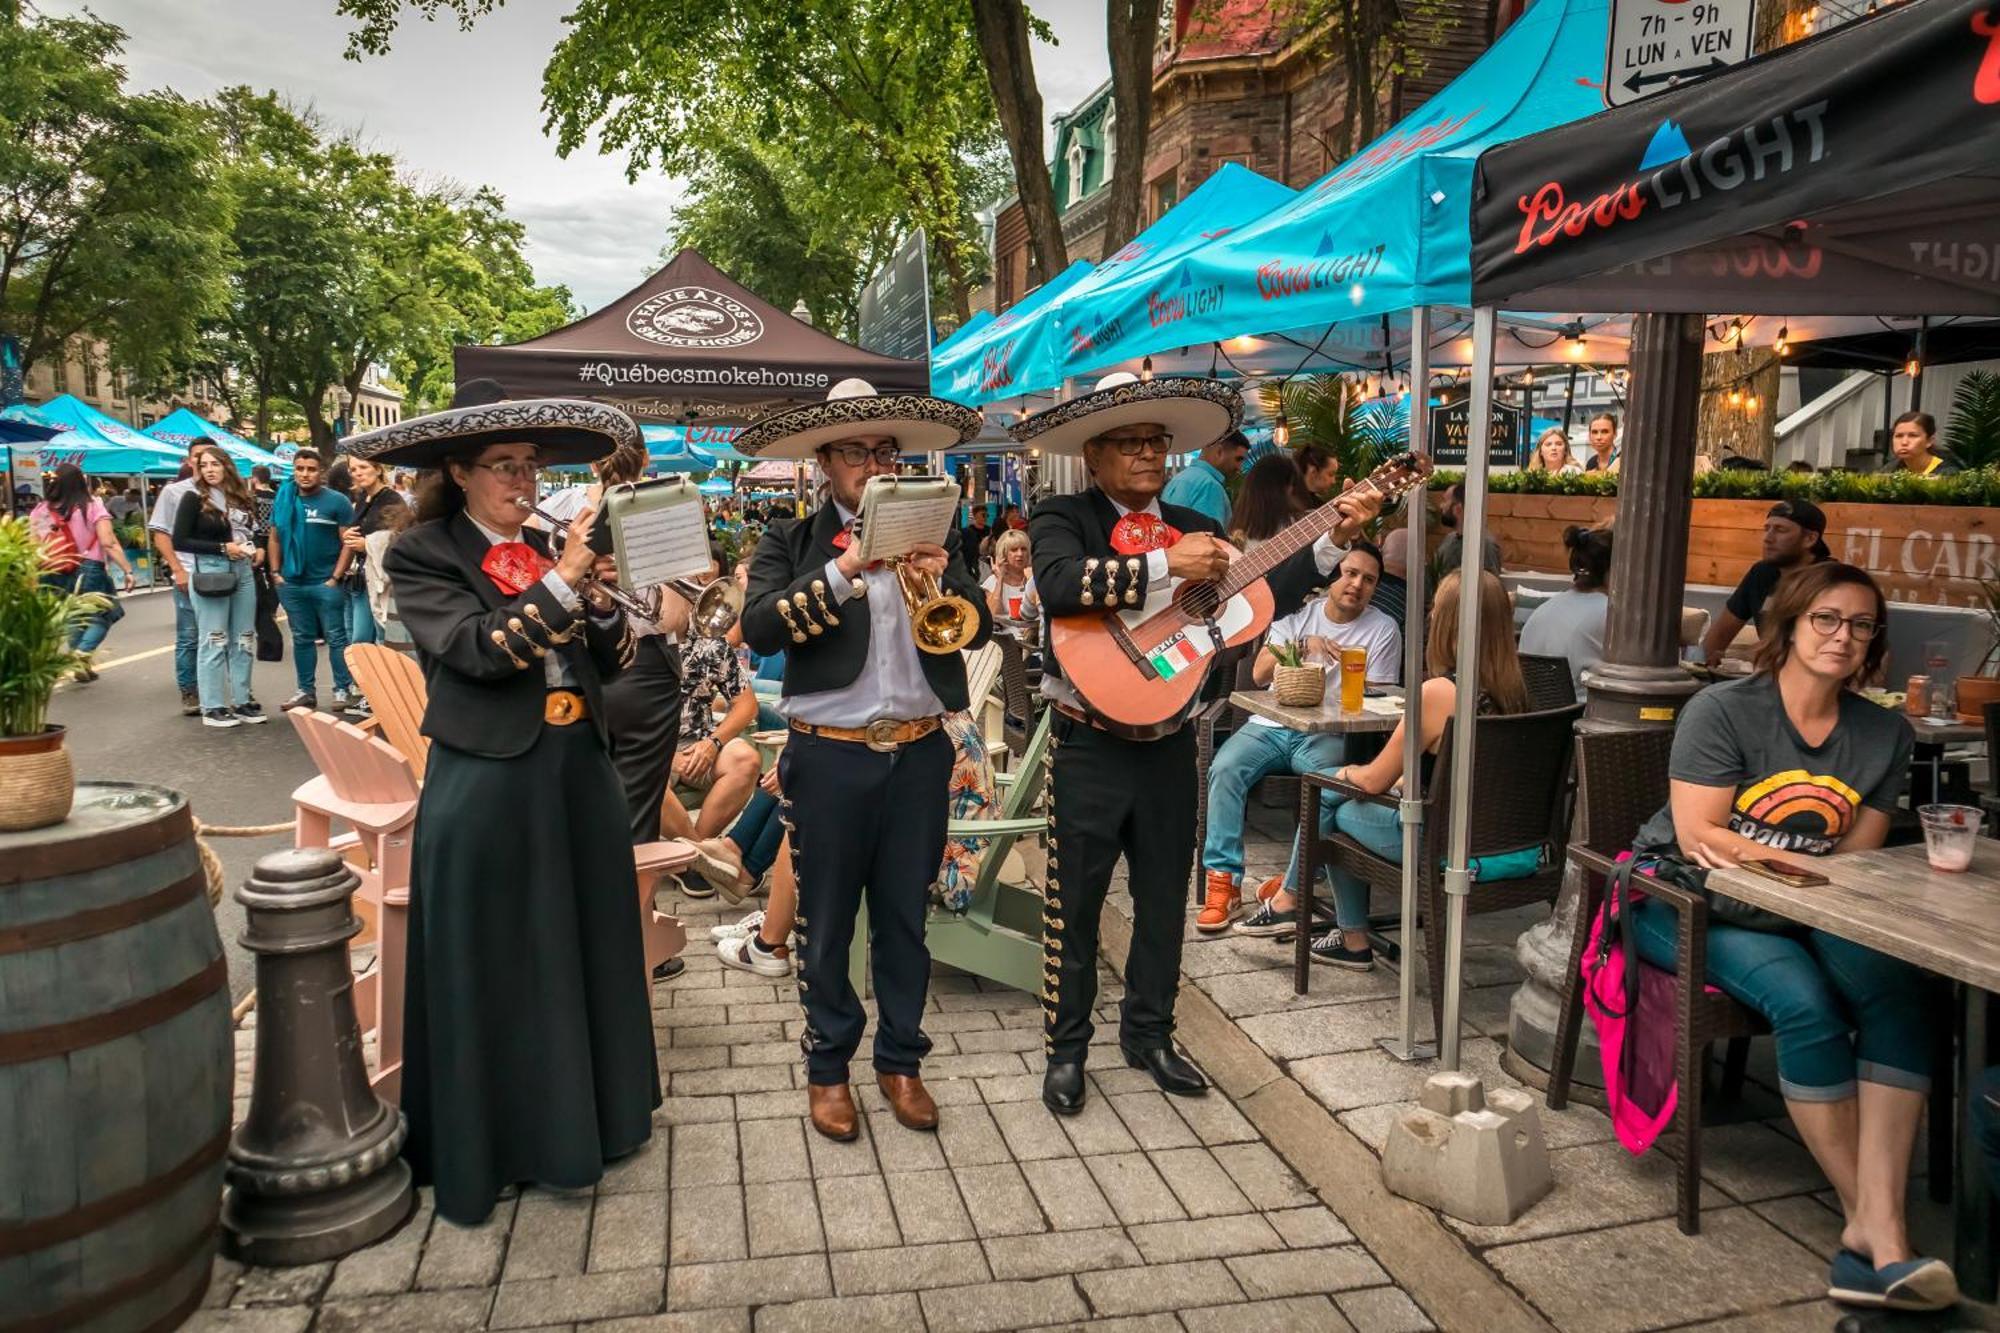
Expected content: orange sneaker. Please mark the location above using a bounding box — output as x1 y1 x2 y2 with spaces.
1195 870 1242 933
1255 875 1284 904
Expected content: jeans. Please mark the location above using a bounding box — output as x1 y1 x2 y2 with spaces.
346 584 379 647
275 580 352 695
46 560 120 654
1202 724 1348 881
1630 898 1934 1101
173 584 197 691
191 559 256 711
1279 797 1403 931
726 788 787 880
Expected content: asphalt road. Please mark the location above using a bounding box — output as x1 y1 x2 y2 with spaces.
49 586 325 1003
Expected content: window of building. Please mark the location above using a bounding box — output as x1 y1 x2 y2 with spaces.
112 367 128 400
51 348 68 393
1102 104 1117 178
1150 174 1179 222
1066 140 1087 206
82 355 98 399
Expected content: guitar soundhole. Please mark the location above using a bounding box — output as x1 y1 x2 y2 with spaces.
1175 580 1222 620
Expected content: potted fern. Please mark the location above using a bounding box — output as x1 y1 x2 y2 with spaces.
1267 639 1327 707
0 515 108 830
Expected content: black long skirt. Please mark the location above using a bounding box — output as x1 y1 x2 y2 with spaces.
401 722 660 1225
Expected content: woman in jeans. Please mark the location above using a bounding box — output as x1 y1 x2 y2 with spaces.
1240 569 1529 969
1629 562 1949 1310
339 456 408 651
172 445 267 728
30 463 136 680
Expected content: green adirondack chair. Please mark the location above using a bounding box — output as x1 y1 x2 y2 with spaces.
849 706 1053 996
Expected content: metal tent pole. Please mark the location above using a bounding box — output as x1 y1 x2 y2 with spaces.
1381 305 1434 1063
1440 304 1498 1073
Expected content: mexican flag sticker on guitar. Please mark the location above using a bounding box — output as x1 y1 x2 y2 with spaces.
1147 631 1212 681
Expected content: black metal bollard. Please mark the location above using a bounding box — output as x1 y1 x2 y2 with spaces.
223 847 413 1264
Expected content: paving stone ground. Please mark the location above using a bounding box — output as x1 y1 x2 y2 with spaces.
192 799 1998 1332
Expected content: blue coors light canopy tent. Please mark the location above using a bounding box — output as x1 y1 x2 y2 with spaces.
146 408 291 477
930 259 1096 407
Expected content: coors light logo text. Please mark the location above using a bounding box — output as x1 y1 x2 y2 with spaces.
1513 102 1828 255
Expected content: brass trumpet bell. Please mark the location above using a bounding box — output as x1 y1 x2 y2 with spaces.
667 576 744 638
893 560 979 654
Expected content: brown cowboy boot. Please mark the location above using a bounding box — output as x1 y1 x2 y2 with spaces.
808 1083 859 1141
875 1073 940 1131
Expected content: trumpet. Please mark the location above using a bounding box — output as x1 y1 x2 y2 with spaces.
512 495 709 628
664 575 744 638
891 557 980 655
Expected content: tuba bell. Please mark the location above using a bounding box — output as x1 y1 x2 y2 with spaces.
891 558 979 654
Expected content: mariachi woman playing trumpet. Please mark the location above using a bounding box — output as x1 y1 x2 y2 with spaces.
350 383 652 1225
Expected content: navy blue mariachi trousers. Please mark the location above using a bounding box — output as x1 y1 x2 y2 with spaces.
1043 716 1199 1063
779 726 951 1086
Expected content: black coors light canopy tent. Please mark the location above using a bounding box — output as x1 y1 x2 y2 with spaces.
1469 0 2000 318
455 248 931 424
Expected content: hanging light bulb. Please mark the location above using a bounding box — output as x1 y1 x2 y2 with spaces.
1728 386 1743 406
1775 325 1790 357
1272 413 1291 447
1745 393 1760 412
1905 352 1922 378
1140 355 1155 382
1522 367 1535 385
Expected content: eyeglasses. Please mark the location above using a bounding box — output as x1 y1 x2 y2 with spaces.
827 443 902 467
472 460 540 483
1101 433 1173 457
1804 609 1881 642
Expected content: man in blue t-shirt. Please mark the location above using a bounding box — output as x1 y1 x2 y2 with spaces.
1160 429 1247 529
266 448 357 711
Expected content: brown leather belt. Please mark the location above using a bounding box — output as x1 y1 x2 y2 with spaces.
789 716 942 753
545 689 589 726
1052 701 1183 744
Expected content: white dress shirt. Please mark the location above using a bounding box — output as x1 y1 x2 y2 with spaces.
777 502 947 727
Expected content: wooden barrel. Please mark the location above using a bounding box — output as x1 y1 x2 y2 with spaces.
0 783 232 1333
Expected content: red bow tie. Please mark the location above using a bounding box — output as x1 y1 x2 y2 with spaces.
1110 512 1181 555
482 540 554 596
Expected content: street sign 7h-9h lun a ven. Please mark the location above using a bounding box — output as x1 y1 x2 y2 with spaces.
1605 0 1757 107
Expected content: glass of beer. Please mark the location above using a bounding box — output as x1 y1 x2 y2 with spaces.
1339 645 1367 712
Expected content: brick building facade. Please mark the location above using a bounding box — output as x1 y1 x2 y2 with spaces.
985 0 1518 314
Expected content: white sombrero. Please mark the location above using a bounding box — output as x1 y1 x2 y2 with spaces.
341 379 639 468
1006 373 1241 457
732 378 984 461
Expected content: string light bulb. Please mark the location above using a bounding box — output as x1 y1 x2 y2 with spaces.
1272 413 1291 447
1139 356 1154 382
1745 393 1760 412
1728 387 1743 406
1522 368 1535 385
1775 325 1790 357
1905 353 1922 378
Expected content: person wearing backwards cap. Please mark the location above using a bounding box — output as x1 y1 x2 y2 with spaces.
735 378 992 1143
1011 372 1381 1118
350 381 650 1225
1701 498 1831 667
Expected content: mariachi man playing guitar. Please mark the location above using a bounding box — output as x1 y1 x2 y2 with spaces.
1014 373 1390 1116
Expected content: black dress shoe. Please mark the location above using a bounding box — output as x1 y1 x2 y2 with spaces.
1123 1044 1208 1097
1042 1059 1087 1115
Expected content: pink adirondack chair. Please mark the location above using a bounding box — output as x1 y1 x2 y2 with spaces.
633 841 697 977
287 708 420 1101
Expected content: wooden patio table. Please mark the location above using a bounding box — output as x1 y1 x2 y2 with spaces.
1707 841 2000 1302
1228 688 1405 735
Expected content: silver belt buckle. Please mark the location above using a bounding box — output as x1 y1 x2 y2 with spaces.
864 718 903 752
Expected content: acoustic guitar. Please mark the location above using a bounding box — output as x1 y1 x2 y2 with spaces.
1048 452 1434 730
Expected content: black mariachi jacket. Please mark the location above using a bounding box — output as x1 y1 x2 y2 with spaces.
743 499 994 712
1027 488 1331 697
384 511 635 758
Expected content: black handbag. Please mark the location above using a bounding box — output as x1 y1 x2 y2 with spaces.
1637 852 1800 934
190 553 237 597
254 568 284 661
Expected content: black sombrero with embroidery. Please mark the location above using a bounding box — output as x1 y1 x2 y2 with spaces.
732 378 983 460
1006 373 1241 457
339 378 640 468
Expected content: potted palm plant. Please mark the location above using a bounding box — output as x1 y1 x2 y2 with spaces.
0 515 108 831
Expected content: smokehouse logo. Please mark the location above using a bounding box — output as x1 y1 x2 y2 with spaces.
1511 101 1829 256
626 286 765 349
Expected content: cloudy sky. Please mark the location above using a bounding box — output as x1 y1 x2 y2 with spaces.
51 0 1110 313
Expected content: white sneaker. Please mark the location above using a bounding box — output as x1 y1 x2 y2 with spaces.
718 933 792 978
710 909 766 942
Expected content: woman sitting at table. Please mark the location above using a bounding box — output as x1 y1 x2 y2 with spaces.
1236 569 1528 968
1628 561 1950 1312
982 529 1040 625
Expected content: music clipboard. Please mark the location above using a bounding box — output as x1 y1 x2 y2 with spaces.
601 477 712 589
856 474 960 564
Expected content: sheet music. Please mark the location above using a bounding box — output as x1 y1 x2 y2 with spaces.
856 478 960 564
610 482 712 588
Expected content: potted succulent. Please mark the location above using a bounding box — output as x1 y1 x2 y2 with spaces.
1954 577 2000 724
0 515 108 831
1267 639 1327 707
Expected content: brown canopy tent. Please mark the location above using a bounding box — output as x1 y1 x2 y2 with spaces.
455 248 930 424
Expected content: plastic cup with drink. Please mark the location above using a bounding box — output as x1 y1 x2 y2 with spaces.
1339 645 1368 713
1917 803 1982 872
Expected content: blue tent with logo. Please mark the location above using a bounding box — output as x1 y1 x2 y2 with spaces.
145 408 291 477
930 259 1096 406
28 396 185 475
1060 0 1609 379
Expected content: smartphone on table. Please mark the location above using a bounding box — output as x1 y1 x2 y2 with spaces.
1739 857 1829 888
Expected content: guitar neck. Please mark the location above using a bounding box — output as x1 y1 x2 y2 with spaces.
1218 480 1378 598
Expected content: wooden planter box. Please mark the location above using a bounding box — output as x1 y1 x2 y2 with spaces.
1468 495 1999 610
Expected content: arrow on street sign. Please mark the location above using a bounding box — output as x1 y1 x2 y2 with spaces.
1605 0 1757 108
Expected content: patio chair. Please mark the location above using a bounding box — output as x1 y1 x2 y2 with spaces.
345 642 431 782
850 707 1055 996
1519 652 1580 710
991 628 1040 760
1980 699 2000 823
1295 702 1584 1040
1547 724 1764 1236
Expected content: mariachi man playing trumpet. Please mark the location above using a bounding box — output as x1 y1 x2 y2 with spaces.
736 379 991 1142
1012 373 1381 1116
348 382 654 1226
